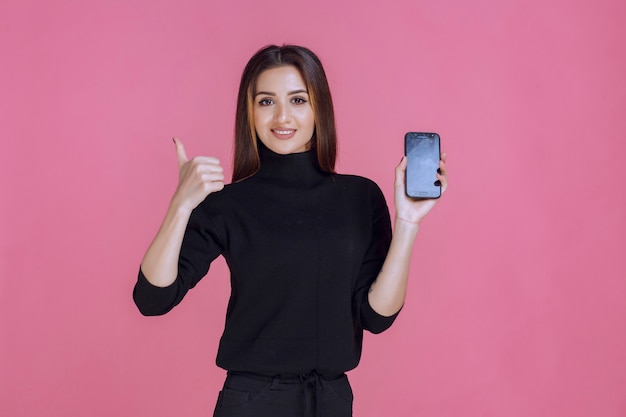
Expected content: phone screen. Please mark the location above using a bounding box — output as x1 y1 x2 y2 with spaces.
405 132 441 198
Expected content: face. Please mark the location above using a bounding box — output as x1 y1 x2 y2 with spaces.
253 65 315 155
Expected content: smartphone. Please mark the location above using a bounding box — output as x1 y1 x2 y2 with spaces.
404 132 441 198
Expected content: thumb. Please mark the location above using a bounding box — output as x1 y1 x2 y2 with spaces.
395 156 407 188
173 137 188 167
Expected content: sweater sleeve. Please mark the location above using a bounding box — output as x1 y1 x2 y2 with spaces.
133 200 225 316
354 181 400 334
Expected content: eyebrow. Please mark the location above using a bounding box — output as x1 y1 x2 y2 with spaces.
254 89 309 97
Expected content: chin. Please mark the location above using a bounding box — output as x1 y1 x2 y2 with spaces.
263 141 309 155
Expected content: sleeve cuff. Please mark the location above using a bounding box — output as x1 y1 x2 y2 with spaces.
132 268 181 316
361 297 402 334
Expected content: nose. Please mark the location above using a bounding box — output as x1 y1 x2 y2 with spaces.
275 102 291 123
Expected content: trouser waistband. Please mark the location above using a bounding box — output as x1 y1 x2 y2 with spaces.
227 370 344 382
225 371 346 417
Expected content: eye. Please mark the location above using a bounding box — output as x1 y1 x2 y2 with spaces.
258 98 273 106
291 96 308 104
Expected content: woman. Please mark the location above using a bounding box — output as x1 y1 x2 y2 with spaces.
133 44 447 417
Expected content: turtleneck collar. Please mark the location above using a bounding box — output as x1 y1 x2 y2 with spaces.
257 142 328 188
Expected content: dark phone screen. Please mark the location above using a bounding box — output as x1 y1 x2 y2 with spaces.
405 132 440 198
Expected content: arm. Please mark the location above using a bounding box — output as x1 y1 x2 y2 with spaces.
140 138 224 287
367 153 448 316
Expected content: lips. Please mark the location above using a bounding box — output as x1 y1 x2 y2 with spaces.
271 128 296 139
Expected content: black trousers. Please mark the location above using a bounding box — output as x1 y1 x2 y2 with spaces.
213 371 353 417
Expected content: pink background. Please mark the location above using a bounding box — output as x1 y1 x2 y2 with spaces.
2 0 625 416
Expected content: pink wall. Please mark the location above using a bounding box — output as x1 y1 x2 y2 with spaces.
2 0 625 416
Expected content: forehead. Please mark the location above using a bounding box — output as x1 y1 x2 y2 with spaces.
255 65 307 93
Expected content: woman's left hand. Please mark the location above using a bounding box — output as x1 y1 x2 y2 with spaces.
394 153 448 225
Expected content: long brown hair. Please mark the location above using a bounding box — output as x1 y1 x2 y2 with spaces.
232 45 337 182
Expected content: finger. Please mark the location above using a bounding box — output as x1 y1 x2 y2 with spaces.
441 152 447 163
395 156 407 187
438 159 447 176
436 170 448 193
173 137 188 168
190 155 222 167
203 180 225 194
201 172 225 182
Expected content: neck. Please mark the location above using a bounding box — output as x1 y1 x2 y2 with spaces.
257 143 327 188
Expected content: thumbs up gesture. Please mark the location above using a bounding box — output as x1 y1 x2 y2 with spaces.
171 138 225 212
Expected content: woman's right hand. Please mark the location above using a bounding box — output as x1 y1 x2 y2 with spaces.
171 138 225 212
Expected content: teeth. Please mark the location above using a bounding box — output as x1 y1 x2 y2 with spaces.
274 129 293 134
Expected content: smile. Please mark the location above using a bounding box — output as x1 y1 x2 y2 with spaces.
272 129 295 135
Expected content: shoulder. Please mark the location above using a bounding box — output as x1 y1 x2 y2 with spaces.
332 173 388 207
333 173 379 188
195 181 243 214
333 173 385 194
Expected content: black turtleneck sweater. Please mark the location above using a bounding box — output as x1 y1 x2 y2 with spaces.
133 145 398 376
